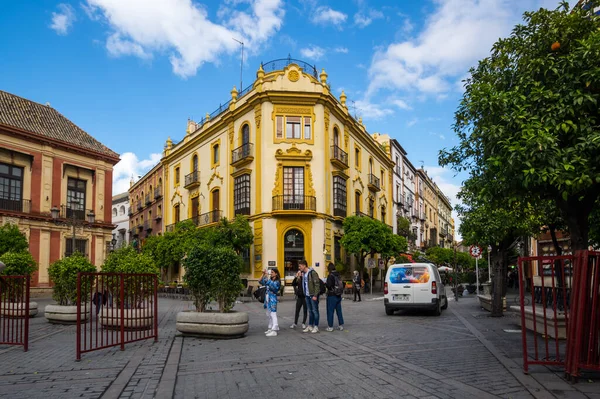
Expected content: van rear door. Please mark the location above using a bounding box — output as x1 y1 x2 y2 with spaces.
387 266 415 304
411 265 434 304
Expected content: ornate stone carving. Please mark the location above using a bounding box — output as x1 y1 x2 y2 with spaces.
207 171 224 189
228 122 234 145
306 164 315 197
274 106 312 115
352 175 364 191
324 107 330 133
288 70 300 82
253 219 263 271
272 163 282 197
254 104 261 129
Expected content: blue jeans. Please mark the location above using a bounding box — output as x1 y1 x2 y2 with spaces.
326 295 344 327
305 296 320 327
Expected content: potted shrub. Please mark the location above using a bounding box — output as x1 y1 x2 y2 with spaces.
45 253 96 323
0 250 38 317
465 271 477 294
99 246 159 329
176 244 248 338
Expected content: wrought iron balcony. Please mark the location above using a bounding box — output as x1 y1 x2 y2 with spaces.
354 211 371 218
136 200 142 210
368 173 381 192
0 198 31 214
184 171 200 189
192 210 223 227
144 221 151 231
56 205 93 221
231 143 254 167
154 187 162 199
395 166 402 176
145 194 152 205
165 223 175 233
419 212 426 221
128 208 133 216
330 145 348 169
234 206 251 216
272 195 316 212
333 206 346 218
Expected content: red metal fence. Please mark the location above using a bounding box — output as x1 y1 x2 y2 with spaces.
518 255 572 373
519 250 600 381
76 273 158 361
565 251 600 381
0 275 30 351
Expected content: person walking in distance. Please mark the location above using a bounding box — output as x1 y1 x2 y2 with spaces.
259 268 281 337
298 260 321 333
352 270 362 302
290 268 307 329
325 262 345 332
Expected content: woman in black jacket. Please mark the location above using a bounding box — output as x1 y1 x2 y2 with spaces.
353 270 362 302
290 269 307 329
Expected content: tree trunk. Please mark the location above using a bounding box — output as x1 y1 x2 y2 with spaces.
557 191 598 251
549 225 564 288
491 253 504 317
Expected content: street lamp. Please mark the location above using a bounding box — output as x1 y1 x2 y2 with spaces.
111 237 118 252
51 204 95 257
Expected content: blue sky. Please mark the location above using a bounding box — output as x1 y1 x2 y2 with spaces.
0 0 569 237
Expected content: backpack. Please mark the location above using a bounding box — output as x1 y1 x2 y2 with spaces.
332 274 344 296
310 270 326 296
253 286 266 303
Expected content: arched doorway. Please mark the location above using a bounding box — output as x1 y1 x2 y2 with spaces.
284 229 304 278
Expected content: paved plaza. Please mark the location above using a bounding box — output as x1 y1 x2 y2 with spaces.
0 289 598 399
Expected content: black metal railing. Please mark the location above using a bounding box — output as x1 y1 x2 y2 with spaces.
368 173 380 189
333 207 346 217
154 187 162 199
272 195 316 211
0 198 31 213
58 205 92 221
231 143 254 164
235 207 251 216
137 200 142 210
354 211 371 218
194 210 223 226
330 145 348 166
128 208 133 216
238 82 254 99
184 171 200 187
144 221 151 231
261 57 318 79
395 166 402 176
145 194 151 205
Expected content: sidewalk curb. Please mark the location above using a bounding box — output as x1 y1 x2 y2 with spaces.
450 307 556 399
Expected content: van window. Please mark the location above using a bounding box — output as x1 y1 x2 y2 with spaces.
390 266 430 284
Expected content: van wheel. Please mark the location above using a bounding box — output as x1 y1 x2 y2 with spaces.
441 296 448 310
385 308 394 316
433 301 442 316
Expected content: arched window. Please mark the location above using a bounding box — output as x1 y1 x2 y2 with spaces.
119 205 125 215
242 124 250 145
333 127 339 146
112 208 117 217
192 154 198 171
284 229 304 278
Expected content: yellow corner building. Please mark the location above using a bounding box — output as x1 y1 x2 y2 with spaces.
160 58 394 286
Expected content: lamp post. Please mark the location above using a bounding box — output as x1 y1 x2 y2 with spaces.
487 245 492 283
51 203 95 257
111 238 117 251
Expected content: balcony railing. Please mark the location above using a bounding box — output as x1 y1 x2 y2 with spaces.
57 205 93 221
272 195 316 212
184 171 200 188
166 223 175 233
234 206 251 216
128 208 133 216
231 143 254 166
145 194 151 205
154 187 163 199
0 198 31 213
193 210 223 227
136 200 142 210
395 166 402 176
144 221 151 231
333 206 346 218
330 145 348 168
354 211 371 218
368 173 381 191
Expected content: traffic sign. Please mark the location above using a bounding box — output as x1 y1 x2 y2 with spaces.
378 258 385 270
367 258 375 269
469 245 482 258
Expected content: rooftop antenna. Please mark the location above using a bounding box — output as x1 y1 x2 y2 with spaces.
232 38 244 91
351 100 358 119
419 160 424 169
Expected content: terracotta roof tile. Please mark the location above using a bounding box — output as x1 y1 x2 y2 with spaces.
0 90 119 160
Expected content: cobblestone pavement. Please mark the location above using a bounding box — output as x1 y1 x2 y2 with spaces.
0 289 598 398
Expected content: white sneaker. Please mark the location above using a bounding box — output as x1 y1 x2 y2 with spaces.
302 323 306 329
265 329 272 334
290 324 296 329
266 331 278 337
338 326 344 331
311 326 319 333
326 327 334 332
302 326 312 333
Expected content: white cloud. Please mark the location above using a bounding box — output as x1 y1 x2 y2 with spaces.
367 0 559 98
334 47 349 53
85 0 284 78
406 118 418 127
50 4 76 35
391 99 411 110
354 99 394 120
424 166 463 240
300 45 325 60
354 9 384 28
113 152 162 195
311 6 347 27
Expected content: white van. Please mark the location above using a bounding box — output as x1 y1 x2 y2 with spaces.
384 263 448 316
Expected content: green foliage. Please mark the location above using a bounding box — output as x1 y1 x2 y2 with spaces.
48 253 96 306
0 251 37 276
210 215 254 255
425 247 454 266
396 217 411 238
0 224 28 257
183 244 243 313
439 2 600 250
340 216 398 272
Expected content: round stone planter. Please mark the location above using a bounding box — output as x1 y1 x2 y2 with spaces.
99 308 154 330
176 311 249 339
44 304 90 324
0 302 38 318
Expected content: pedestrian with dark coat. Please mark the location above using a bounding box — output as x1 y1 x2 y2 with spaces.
325 262 344 332
352 270 362 302
290 268 307 329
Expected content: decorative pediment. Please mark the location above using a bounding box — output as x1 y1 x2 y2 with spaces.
379 194 388 207
275 145 313 162
171 189 182 204
352 175 364 191
207 171 224 189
